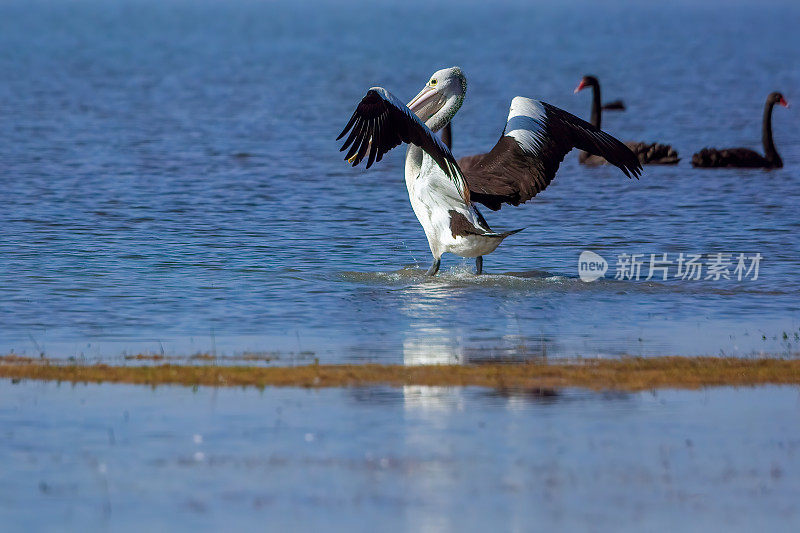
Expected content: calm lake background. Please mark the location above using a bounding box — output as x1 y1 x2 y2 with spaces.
1 0 799 362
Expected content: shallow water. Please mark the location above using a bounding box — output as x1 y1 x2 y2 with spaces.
1 380 799 531
1 0 799 361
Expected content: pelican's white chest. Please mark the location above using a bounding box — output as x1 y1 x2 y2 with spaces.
405 152 502 259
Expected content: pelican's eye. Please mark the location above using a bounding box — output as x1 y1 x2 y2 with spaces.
430 79 437 87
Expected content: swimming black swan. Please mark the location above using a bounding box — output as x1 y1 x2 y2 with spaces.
575 75 679 165
692 92 789 169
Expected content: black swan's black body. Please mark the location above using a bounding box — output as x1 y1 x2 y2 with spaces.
691 92 788 169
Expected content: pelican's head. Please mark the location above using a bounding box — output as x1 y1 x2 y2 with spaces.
407 66 467 127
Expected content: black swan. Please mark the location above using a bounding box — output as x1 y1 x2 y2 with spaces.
441 121 452 149
575 75 679 165
692 92 788 169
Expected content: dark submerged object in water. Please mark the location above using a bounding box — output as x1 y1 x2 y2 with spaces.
601 99 626 111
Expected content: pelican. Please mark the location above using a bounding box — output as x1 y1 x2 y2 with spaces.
337 67 642 275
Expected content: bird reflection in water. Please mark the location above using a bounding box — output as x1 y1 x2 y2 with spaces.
398 282 557 410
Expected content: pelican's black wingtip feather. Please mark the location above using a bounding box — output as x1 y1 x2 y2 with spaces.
336 111 358 141
343 120 368 161
339 118 363 153
621 164 642 180
631 161 643 179
354 122 372 164
365 140 377 169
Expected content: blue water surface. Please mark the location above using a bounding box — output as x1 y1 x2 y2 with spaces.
1 380 799 532
0 0 799 361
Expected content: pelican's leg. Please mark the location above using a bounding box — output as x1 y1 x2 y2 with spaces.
425 257 441 276
475 256 483 275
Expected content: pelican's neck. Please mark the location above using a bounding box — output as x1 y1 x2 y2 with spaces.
405 145 424 187
426 94 464 133
590 82 602 129
762 99 781 166
405 94 464 186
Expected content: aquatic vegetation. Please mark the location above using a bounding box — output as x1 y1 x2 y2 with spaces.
1 355 799 392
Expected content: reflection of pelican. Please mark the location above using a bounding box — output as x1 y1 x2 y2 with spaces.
399 285 464 412
400 284 463 366
401 319 462 533
398 282 555 366
403 325 462 366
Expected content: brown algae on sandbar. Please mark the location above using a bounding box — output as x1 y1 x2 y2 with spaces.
1 355 800 392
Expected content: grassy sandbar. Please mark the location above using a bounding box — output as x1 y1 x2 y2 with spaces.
1 355 800 391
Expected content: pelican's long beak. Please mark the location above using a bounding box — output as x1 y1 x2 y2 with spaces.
407 86 442 120
574 79 588 94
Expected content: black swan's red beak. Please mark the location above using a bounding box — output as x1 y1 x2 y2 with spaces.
779 97 789 108
574 79 589 94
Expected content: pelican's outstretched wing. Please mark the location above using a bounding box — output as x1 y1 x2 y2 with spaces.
459 97 641 211
337 87 469 202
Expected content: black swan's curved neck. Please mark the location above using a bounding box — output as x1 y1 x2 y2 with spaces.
441 121 452 150
762 99 781 166
590 82 602 129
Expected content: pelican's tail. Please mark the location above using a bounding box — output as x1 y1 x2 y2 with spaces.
484 227 525 239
